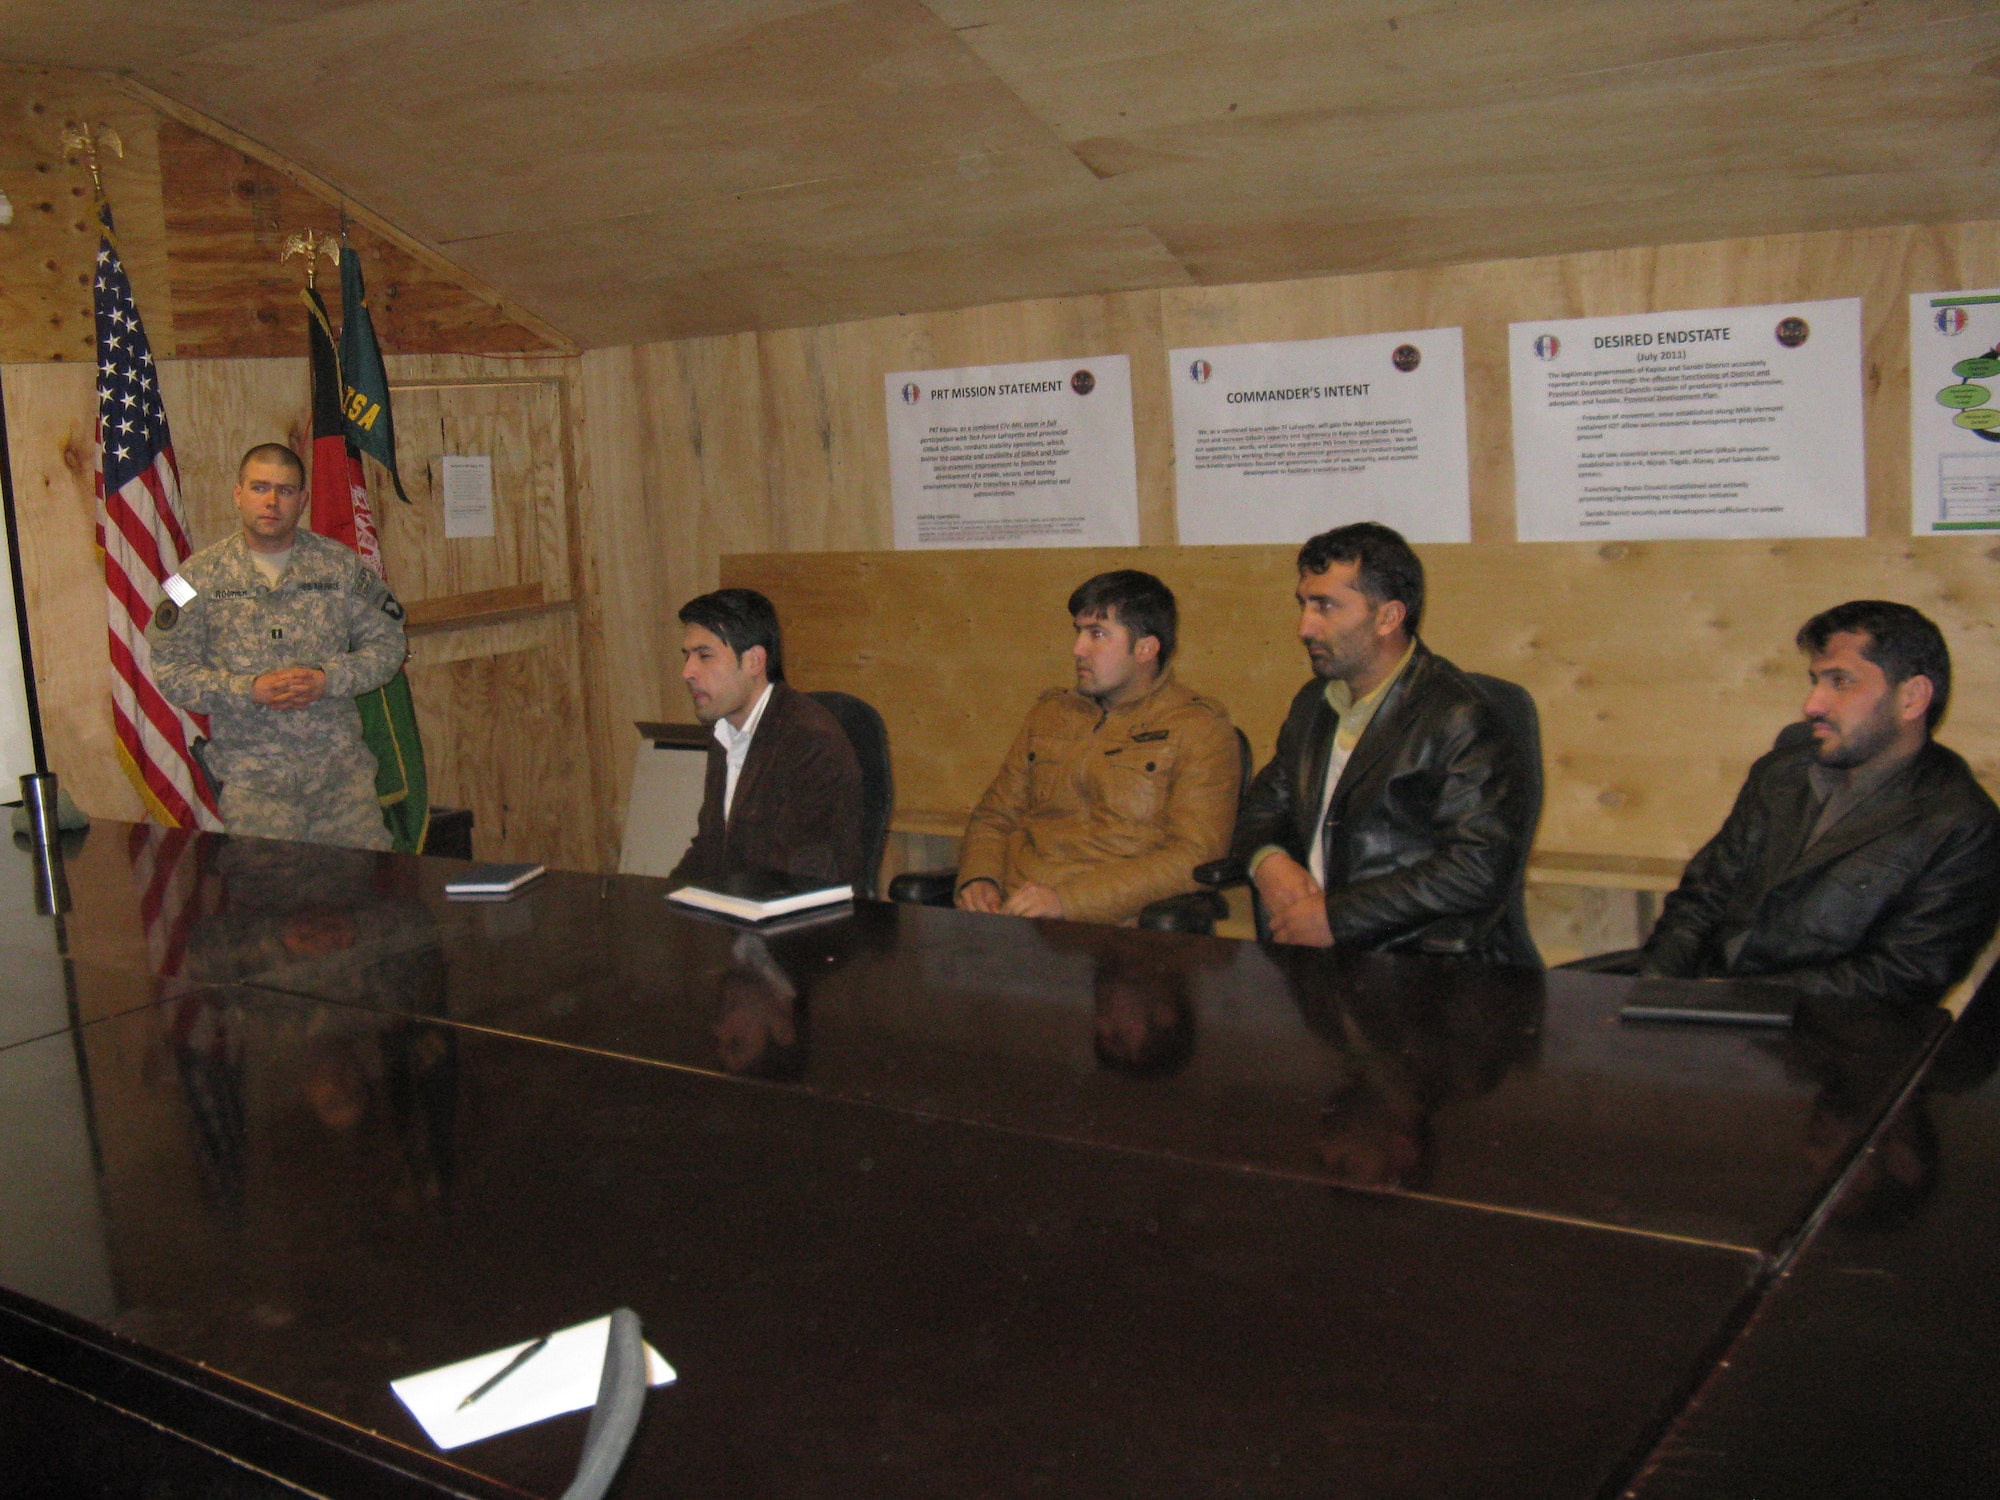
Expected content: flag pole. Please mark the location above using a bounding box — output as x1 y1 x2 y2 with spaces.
0 353 69 914
0 380 50 783
9 121 130 912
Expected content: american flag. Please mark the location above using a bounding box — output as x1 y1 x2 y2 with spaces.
127 821 218 978
93 199 222 831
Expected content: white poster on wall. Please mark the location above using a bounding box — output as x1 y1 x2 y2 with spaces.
439 454 496 539
1909 288 2000 534
1509 298 1865 541
1169 329 1471 543
885 357 1139 549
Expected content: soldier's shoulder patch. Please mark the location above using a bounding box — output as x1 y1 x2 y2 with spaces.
379 591 405 622
152 599 180 632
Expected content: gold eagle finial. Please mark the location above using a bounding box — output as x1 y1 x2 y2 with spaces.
59 121 125 194
281 228 342 287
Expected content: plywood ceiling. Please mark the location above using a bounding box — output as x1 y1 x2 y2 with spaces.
5 1 1998 347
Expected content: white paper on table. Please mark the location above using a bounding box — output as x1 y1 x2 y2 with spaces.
439 454 496 538
391 1313 676 1450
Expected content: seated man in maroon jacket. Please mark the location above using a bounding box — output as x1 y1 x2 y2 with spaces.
666 588 864 891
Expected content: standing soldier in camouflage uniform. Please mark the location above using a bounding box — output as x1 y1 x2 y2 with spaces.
148 443 407 850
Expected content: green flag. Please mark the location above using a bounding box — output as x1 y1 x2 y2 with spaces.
337 247 413 504
311 262 430 854
358 675 429 854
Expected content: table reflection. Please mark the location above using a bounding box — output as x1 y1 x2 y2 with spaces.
1283 955 1543 1192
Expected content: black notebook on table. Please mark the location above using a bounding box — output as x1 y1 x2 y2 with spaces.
1618 977 1797 1028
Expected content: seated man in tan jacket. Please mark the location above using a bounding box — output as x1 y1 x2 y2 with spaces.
955 570 1241 925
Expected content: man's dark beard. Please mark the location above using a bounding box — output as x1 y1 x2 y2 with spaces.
1811 702 1899 769
1307 642 1366 682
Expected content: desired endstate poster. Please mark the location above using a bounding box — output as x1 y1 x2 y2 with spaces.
1910 288 2000 534
1509 298 1865 541
885 356 1139 549
1169 329 1471 544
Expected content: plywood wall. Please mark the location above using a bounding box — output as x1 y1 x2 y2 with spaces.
586 218 2000 864
153 120 563 359
0 67 175 365
719 539 2000 863
2 352 614 872
1 65 610 869
0 65 563 362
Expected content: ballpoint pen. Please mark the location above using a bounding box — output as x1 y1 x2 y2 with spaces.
457 1335 550 1410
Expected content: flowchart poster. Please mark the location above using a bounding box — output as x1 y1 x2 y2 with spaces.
885 356 1139 549
1910 288 2000 533
1510 299 1865 541
1169 329 1471 543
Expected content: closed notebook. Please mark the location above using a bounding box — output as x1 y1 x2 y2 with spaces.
667 870 853 922
444 862 546 898
1618 977 1796 1028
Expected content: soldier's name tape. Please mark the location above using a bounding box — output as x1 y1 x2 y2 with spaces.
155 566 401 629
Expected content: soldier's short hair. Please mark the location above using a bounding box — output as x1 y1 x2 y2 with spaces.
679 587 784 682
237 443 306 485
1068 569 1177 667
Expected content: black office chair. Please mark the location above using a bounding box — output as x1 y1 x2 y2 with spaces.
1135 727 1253 933
888 729 1257 923
809 691 893 900
888 865 959 906
1468 672 1544 969
1180 674 1545 963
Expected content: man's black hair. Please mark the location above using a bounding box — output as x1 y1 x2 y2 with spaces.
1795 600 1951 732
237 442 306 485
679 587 784 682
1296 521 1425 636
1067 569 1178 668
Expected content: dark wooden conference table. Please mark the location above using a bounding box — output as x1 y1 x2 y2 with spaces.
0 822 1989 1498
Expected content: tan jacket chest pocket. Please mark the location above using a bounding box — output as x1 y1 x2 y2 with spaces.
1099 743 1176 823
1026 734 1073 808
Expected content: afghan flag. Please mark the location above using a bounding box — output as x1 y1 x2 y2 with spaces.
305 279 429 854
337 249 413 504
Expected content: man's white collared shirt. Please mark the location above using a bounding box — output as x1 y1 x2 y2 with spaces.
714 683 774 822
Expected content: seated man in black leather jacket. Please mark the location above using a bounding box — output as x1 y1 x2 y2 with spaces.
1231 522 1534 963
1640 600 2000 1010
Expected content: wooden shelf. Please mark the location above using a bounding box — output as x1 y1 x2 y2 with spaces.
1527 852 1685 892
405 581 553 632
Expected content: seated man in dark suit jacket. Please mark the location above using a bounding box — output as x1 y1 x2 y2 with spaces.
1638 600 2000 1011
1232 523 1534 963
666 588 865 891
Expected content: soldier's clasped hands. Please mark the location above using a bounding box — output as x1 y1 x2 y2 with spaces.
252 667 328 710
